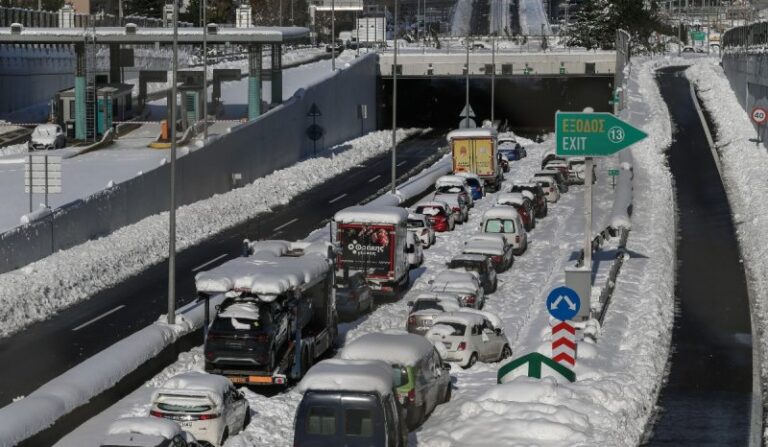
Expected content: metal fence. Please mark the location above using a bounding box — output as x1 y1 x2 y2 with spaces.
0 6 192 28
722 21 768 48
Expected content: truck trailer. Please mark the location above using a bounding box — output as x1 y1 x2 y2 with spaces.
447 128 503 191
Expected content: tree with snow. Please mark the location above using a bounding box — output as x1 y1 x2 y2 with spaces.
567 0 669 52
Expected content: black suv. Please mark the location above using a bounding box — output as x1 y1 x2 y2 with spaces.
204 298 292 373
510 183 548 218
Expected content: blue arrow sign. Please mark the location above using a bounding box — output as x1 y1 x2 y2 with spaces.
546 286 581 321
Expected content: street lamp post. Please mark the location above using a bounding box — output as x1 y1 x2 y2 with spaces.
331 0 336 71
491 36 495 124
465 34 470 126
202 0 208 142
391 0 398 194
167 0 179 325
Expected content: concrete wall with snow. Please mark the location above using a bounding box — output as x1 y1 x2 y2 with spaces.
0 54 378 273
721 52 768 147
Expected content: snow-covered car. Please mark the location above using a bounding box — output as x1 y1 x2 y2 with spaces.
340 333 452 428
28 123 65 150
426 311 511 369
406 231 424 268
150 372 250 446
534 170 569 193
480 207 528 255
540 153 566 169
295 359 408 447
566 158 596 185
435 175 473 207
462 234 514 272
498 136 523 161
100 417 199 447
529 177 560 203
406 292 464 335
432 192 469 224
407 213 436 248
413 201 455 232
510 183 548 218
446 254 497 294
335 272 374 321
454 172 485 201
429 270 485 309
495 192 535 231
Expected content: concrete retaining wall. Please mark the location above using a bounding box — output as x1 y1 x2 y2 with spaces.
721 52 768 146
0 54 378 273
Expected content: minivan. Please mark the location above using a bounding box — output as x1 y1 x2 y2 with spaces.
340 333 452 428
295 359 408 447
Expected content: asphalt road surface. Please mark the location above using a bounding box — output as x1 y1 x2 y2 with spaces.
0 132 446 406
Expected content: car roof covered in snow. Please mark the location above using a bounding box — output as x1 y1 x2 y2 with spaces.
218 301 260 320
447 128 497 140
106 417 182 439
436 175 469 187
408 213 427 222
341 333 436 366
483 207 522 221
334 206 408 225
413 291 463 302
469 233 509 245
413 201 449 210
463 239 504 256
194 252 329 298
432 193 461 206
496 193 527 207
297 359 394 396
457 308 504 330
153 372 232 407
432 311 487 328
431 271 480 293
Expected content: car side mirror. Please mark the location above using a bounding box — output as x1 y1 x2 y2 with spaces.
441 363 451 372
407 301 414 307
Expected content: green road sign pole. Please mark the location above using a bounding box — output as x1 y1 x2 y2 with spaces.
585 157 592 268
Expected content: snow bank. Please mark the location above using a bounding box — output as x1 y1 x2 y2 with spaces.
0 293 224 446
0 129 420 339
686 59 768 440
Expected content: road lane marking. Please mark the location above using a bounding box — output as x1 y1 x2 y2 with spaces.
396 160 407 167
192 253 229 272
368 174 382 183
273 218 298 232
329 193 347 204
72 305 126 331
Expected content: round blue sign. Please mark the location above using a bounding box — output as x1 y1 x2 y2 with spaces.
546 286 581 321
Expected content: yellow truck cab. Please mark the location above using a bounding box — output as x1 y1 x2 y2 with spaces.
447 128 503 192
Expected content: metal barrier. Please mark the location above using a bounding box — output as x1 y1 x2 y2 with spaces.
723 21 768 49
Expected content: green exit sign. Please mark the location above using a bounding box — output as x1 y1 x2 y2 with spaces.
691 31 707 41
556 112 648 157
608 169 620 176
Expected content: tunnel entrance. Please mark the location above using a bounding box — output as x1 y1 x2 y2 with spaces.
378 75 614 134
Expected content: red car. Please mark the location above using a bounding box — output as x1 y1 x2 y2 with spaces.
413 201 455 232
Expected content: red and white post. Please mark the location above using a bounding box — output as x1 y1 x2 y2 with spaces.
551 320 577 368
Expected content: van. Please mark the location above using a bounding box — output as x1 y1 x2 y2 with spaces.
480 207 528 255
295 359 408 447
340 333 452 428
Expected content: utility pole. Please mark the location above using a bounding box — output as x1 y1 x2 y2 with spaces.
465 34 470 126
168 0 179 325
491 36 495 124
331 0 336 70
391 0 398 194
202 0 208 142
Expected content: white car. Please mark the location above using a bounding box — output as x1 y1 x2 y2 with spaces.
429 270 485 309
426 310 511 369
407 213 436 248
150 372 249 446
480 207 528 255
406 230 424 268
100 417 199 447
530 177 560 203
28 123 66 151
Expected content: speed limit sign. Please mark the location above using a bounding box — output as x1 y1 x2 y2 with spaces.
752 107 768 126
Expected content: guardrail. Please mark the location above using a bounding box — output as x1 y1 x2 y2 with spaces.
722 21 768 49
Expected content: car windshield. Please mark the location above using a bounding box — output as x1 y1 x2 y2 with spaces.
408 219 425 228
449 260 483 272
413 300 444 312
485 219 515 233
437 185 464 194
417 206 441 216
211 303 274 331
465 178 481 187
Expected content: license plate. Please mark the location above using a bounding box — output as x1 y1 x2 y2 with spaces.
228 376 247 384
226 341 245 349
442 342 451 349
180 421 193 427
248 375 273 384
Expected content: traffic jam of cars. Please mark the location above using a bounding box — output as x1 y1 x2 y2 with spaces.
98 128 584 447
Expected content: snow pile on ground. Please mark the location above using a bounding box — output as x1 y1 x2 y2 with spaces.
0 143 26 157
686 59 768 439
0 129 420 339
450 0 474 37
489 0 511 36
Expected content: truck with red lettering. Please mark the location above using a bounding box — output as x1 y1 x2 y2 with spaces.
447 128 503 191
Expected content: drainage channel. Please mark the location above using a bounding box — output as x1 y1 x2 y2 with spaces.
645 67 754 445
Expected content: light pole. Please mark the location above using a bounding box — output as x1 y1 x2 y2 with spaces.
331 0 336 71
391 0 398 194
202 0 208 142
464 34 470 127
168 0 179 325
491 36 495 124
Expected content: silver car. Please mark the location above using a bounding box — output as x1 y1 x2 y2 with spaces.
406 293 463 335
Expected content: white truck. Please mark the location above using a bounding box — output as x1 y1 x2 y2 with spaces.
447 128 503 192
196 240 337 386
334 206 410 296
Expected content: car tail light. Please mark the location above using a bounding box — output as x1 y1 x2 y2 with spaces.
275 376 286 385
491 255 502 264
150 410 164 418
515 235 521 243
457 342 467 351
408 388 416 402
408 316 416 326
462 295 476 306
197 413 220 421
452 207 461 213
549 187 555 193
